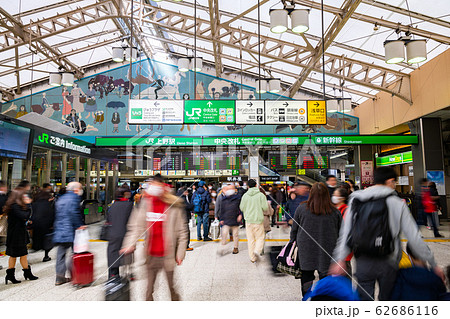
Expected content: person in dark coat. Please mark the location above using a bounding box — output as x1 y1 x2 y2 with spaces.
218 184 242 255
31 185 56 262
53 182 85 285
4 189 39 284
390 244 446 301
180 188 194 251
326 175 338 198
290 182 342 296
107 187 134 278
0 180 7 212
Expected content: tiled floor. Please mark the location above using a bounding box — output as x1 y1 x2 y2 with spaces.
0 222 449 301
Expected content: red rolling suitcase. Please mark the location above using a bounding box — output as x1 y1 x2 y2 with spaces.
72 252 94 287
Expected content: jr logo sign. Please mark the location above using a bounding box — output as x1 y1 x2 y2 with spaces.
185 108 202 117
131 108 143 119
38 133 49 144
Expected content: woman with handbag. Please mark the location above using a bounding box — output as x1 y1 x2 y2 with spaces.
4 189 38 284
107 187 133 278
289 182 341 297
31 185 55 262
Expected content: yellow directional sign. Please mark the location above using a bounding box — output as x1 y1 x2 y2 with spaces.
307 100 327 125
297 169 306 175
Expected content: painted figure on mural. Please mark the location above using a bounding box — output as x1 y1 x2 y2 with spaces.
111 110 120 133
71 83 86 118
94 110 104 125
125 112 131 131
61 86 72 120
15 105 28 118
151 75 165 99
85 83 98 119
64 109 98 134
41 92 56 118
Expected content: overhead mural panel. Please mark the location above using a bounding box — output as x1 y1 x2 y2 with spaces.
1 58 359 139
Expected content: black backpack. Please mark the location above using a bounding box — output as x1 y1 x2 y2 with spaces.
346 195 394 258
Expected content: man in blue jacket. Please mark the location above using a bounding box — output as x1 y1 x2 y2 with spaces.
53 182 85 285
194 181 212 241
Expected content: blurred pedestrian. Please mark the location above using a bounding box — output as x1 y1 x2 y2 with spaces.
290 182 342 296
53 182 85 286
330 167 444 301
422 181 443 237
260 186 274 234
218 184 242 255
193 181 212 241
325 175 337 198
285 182 310 225
31 185 55 262
120 174 188 301
239 179 268 263
4 189 38 284
106 187 133 279
180 188 194 251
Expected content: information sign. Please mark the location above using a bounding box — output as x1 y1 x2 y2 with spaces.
265 101 307 124
184 100 235 124
307 100 327 125
235 100 265 124
129 99 184 124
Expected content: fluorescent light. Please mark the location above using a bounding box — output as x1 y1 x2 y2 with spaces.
178 58 190 72
270 9 288 34
290 9 309 34
49 73 62 87
112 47 124 63
61 72 74 87
330 152 348 160
406 40 427 64
384 40 405 64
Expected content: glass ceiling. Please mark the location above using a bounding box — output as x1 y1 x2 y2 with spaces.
0 0 449 104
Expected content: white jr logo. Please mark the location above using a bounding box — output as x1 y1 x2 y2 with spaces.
186 108 202 117
375 236 383 247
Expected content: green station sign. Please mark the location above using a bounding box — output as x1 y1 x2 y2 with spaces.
203 136 310 146
184 100 235 124
96 135 418 147
96 137 202 147
312 135 418 145
376 151 413 167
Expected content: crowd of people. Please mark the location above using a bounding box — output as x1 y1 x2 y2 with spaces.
0 168 449 301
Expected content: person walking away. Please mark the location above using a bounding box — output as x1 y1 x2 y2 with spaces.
193 181 212 241
53 182 85 286
181 188 194 251
218 185 242 255
239 179 268 263
332 187 353 277
290 182 342 296
429 182 442 228
106 187 133 279
422 181 443 237
326 175 338 198
237 181 247 229
260 187 274 235
390 243 446 300
285 181 311 226
330 167 444 301
120 174 188 301
4 189 38 284
31 185 55 262
0 181 7 270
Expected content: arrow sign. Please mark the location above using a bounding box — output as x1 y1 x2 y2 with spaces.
154 102 160 107
207 101 213 107
314 102 319 107
283 102 289 107
247 102 253 107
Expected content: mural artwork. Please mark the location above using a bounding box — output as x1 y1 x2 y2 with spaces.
1 59 359 140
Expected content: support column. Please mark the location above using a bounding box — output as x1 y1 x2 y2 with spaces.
75 156 80 182
410 118 447 219
354 145 376 189
61 153 67 187
86 158 91 200
45 149 52 184
2 158 8 184
25 159 32 182
105 162 110 205
96 160 101 200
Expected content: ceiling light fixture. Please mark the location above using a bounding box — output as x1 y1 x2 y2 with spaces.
384 40 405 64
49 72 62 87
290 9 309 34
406 39 427 64
255 79 267 94
269 9 288 34
190 57 203 72
61 72 74 87
268 78 281 93
384 37 427 64
178 57 190 72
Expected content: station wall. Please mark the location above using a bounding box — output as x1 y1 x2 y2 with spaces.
1 58 359 140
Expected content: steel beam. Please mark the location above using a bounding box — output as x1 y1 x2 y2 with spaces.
138 3 410 102
289 0 363 98
208 0 222 77
0 7 84 77
294 0 450 44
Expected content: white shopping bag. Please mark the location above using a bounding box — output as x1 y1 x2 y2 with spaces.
189 217 196 228
73 228 90 253
210 220 220 240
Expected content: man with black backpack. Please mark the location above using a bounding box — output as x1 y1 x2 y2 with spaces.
330 167 444 301
193 181 212 241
